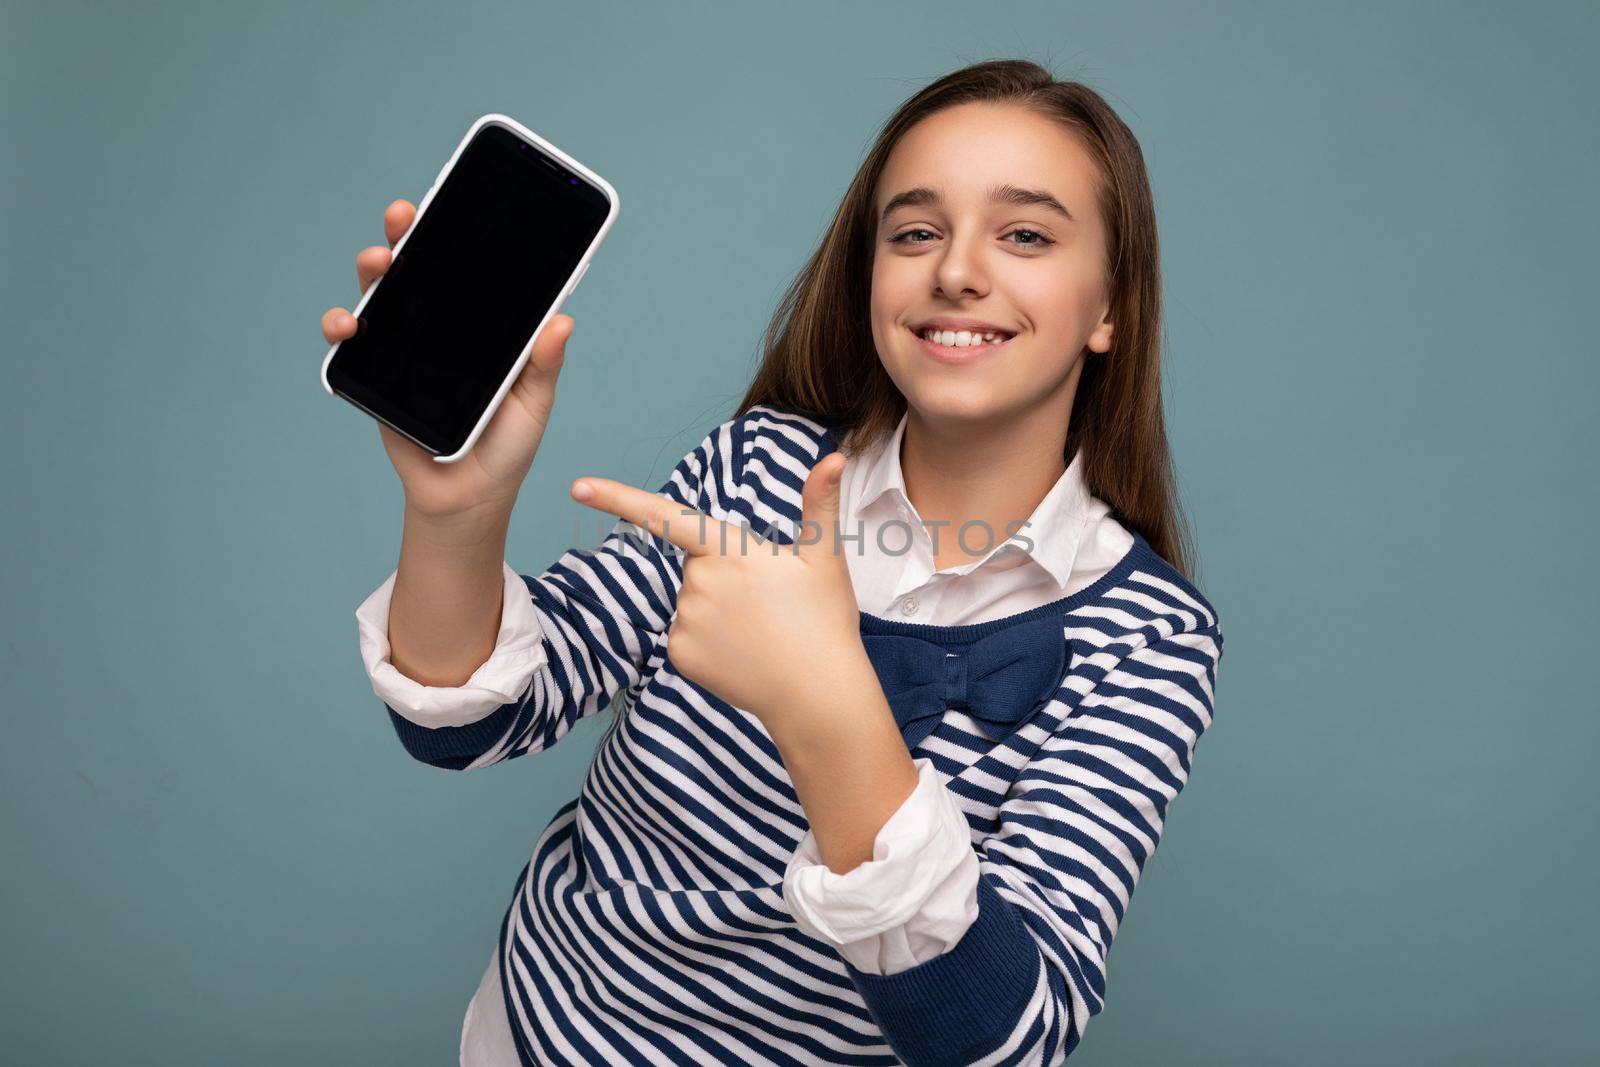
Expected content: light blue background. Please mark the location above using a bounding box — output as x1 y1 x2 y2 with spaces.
4 1 1596 1063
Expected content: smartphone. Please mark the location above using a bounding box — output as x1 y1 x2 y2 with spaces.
320 113 619 463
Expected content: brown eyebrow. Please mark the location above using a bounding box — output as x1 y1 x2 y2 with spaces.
879 183 1075 224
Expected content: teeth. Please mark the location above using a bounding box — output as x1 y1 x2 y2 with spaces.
919 327 1010 347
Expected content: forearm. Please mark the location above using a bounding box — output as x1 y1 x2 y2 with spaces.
769 657 921 875
388 500 514 688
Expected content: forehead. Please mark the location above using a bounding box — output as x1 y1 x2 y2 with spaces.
876 102 1097 213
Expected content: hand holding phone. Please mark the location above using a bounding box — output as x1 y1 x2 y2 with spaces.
320 114 618 480
319 197 576 520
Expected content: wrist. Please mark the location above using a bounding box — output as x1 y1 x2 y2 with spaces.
765 650 890 756
402 497 515 551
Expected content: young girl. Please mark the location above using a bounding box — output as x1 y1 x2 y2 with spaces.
331 59 1224 1066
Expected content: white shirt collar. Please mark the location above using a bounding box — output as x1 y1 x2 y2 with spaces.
847 410 1094 588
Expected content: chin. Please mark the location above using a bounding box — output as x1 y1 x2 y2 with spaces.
897 375 1013 423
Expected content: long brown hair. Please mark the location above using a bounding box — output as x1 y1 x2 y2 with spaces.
730 58 1200 579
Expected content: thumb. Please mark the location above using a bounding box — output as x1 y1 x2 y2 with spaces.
523 314 574 379
799 451 847 566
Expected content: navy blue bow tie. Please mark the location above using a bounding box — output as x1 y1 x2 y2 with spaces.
860 614 1068 751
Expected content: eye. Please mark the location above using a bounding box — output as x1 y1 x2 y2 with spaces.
886 227 1055 249
1003 228 1054 248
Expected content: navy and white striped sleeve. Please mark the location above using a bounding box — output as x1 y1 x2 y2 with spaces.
841 622 1224 1065
368 417 742 771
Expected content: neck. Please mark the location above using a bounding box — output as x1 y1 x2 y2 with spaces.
899 383 1077 573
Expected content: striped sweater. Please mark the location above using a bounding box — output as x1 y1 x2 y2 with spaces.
382 403 1225 1066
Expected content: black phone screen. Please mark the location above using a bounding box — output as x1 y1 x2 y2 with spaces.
326 123 610 455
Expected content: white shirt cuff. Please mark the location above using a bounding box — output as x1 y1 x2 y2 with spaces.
782 755 982 974
355 560 547 728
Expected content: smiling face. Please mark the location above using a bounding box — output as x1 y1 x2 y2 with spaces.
870 101 1115 423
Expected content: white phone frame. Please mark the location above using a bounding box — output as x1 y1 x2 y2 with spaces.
320 112 619 463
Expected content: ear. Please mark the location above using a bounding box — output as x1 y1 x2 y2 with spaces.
1088 311 1114 355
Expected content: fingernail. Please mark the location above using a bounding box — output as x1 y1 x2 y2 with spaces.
572 480 593 501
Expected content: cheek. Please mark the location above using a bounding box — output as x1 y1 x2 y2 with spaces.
871 261 924 340
868 276 898 359
1013 264 1099 339
871 250 924 306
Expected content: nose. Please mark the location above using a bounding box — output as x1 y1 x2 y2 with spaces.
932 231 989 300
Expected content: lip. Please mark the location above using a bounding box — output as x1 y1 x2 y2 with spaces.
908 324 1016 365
913 317 1015 336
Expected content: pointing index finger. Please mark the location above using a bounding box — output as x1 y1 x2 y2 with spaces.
572 478 722 558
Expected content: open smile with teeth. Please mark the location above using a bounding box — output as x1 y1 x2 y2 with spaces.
914 326 1016 348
